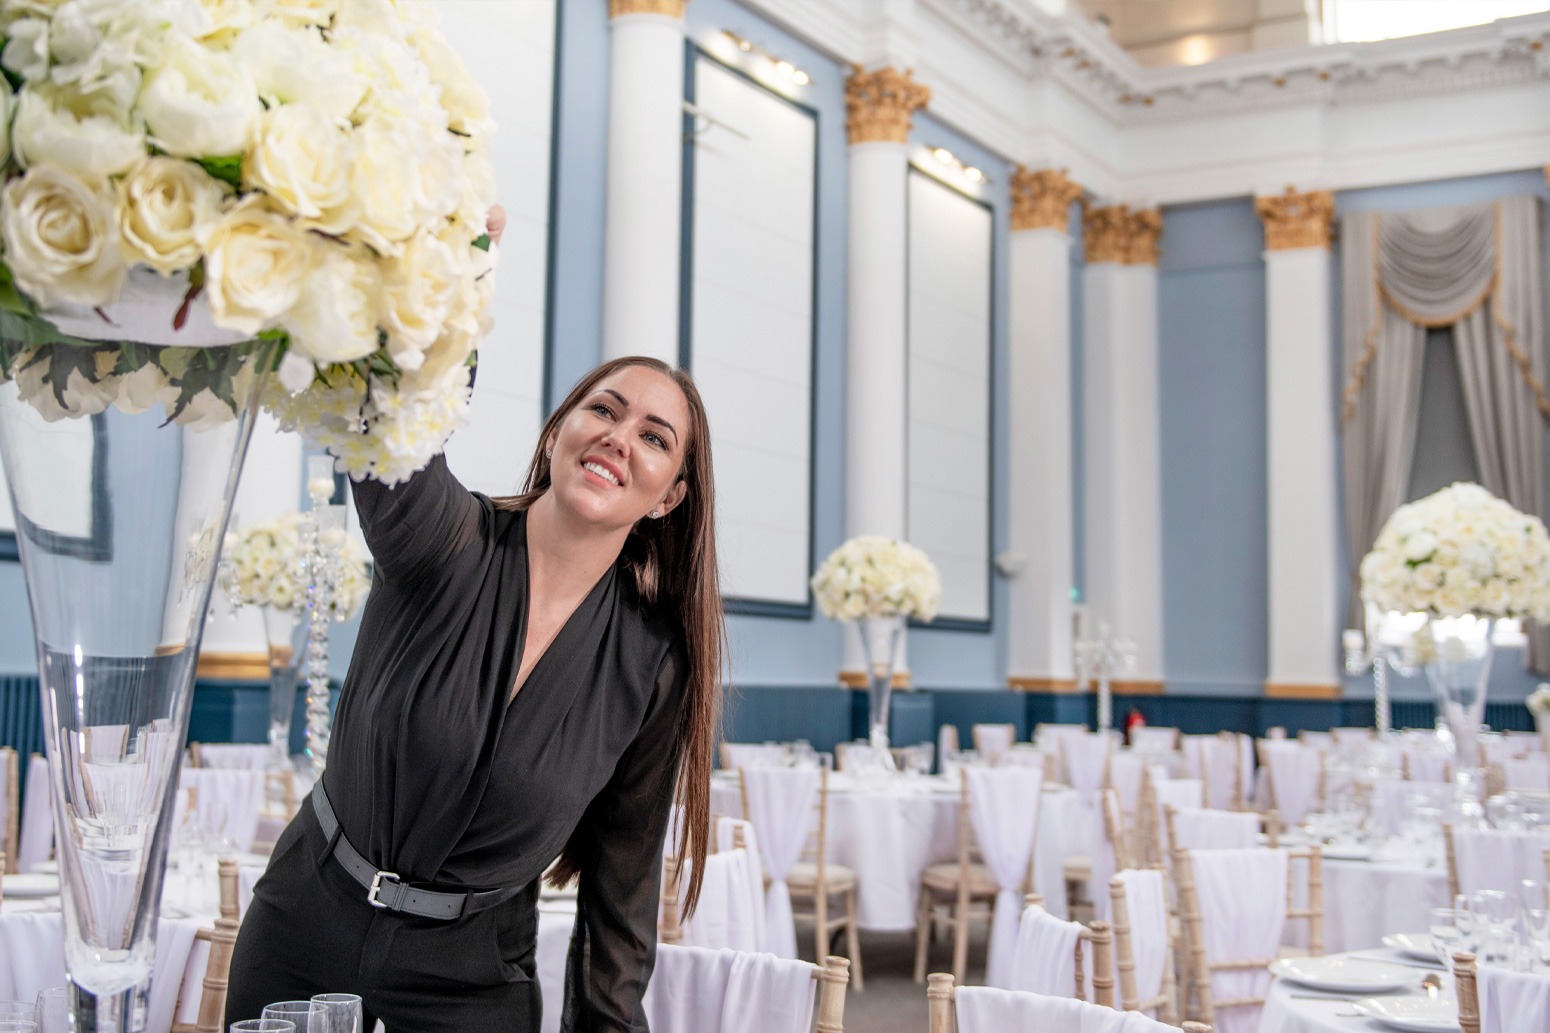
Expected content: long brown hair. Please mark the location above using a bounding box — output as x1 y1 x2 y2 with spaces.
493 356 723 915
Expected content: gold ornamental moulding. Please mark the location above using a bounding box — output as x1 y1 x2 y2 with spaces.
1255 187 1335 251
1083 204 1162 265
609 0 686 18
1011 167 1084 233
844 66 930 145
839 669 911 689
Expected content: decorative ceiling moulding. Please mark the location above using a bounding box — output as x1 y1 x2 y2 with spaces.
609 0 686 17
1083 204 1161 266
1255 187 1336 251
845 66 932 144
1010 167 1083 232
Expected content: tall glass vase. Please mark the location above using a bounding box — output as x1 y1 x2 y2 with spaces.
857 616 904 758
1421 615 1495 774
0 379 264 1030
261 606 300 773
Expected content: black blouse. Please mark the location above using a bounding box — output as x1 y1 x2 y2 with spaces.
327 454 687 1031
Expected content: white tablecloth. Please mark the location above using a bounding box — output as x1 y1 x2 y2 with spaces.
537 899 576 1033
1320 856 1450 953
1257 951 1455 1033
710 775 1082 928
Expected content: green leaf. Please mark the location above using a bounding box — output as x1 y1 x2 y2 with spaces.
471 234 491 252
159 347 196 378
194 155 244 189
0 53 23 95
0 263 28 315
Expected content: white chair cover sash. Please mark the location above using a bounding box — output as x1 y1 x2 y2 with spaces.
1171 807 1258 851
178 767 266 851
1453 827 1550 896
1299 731 1333 750
194 743 272 770
723 743 788 770
740 767 821 959
714 816 768 952
1262 742 1321 826
1503 755 1550 791
1192 848 1287 1033
1481 737 1519 764
641 944 816 1033
1114 868 1169 1007
1506 731 1544 753
1478 962 1550 1033
1403 748 1452 782
966 767 1044 988
1129 727 1177 752
1108 753 1145 814
1152 779 1204 857
678 849 759 951
1330 727 1372 746
939 724 960 765
955 986 1179 1033
1182 736 1240 808
973 724 1016 763
1008 903 1087 999
1062 734 1110 802
17 753 51 873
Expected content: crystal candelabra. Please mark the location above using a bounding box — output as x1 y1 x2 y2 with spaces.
1344 628 1392 738
300 456 347 778
1074 621 1136 736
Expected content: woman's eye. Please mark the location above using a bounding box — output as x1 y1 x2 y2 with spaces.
590 403 614 418
645 432 666 449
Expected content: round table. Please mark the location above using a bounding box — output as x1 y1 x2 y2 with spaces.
1256 951 1455 1033
710 773 1082 928
1282 844 1451 954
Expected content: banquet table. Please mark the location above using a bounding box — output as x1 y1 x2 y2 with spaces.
1256 950 1457 1033
709 772 1084 927
1314 852 1450 953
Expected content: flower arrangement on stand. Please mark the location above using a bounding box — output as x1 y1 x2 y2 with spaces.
1357 483 1550 771
812 536 941 765
0 1 499 1022
1529 685 1550 755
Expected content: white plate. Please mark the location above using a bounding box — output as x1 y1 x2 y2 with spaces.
1353 996 1459 1032
1383 933 1440 962
3 873 60 898
1270 957 1417 993
1321 844 1373 862
32 861 57 875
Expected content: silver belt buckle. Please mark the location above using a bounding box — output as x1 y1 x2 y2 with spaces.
368 870 401 909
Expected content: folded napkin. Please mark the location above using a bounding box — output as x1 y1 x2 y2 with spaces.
642 944 815 1033
1479 960 1550 1033
1171 807 1258 851
1191 848 1286 1033
1114 868 1169 1007
956 985 1180 1033
1453 827 1550 897
740 768 821 958
966 767 1044 988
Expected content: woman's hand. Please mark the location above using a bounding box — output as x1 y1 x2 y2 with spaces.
486 204 507 247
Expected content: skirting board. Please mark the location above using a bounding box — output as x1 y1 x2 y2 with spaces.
1264 682 1343 700
839 670 911 689
1007 677 1081 693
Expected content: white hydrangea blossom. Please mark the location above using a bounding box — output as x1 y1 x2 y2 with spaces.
1359 482 1550 621
810 536 942 622
224 510 371 619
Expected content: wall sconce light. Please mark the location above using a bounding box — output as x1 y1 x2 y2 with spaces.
929 144 990 185
722 30 813 86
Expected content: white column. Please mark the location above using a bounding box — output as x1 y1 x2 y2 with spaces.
1258 189 1340 692
1006 169 1082 689
1082 206 1165 686
601 1 685 364
840 67 929 682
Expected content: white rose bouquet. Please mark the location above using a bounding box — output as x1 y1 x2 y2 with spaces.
1359 482 1550 620
811 536 942 622
0 0 499 484
1528 685 1550 717
224 511 370 620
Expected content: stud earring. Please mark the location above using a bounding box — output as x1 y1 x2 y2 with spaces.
545 449 552 459
650 510 660 518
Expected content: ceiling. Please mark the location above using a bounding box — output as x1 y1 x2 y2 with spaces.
1071 0 1320 65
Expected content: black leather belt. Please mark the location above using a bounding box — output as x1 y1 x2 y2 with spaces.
310 781 524 920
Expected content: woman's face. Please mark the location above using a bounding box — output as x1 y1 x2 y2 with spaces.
545 366 692 531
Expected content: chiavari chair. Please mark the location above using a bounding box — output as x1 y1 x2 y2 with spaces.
1020 891 1117 1007
787 767 863 988
1108 874 1179 1023
171 857 242 1033
925 972 1214 1032
1454 951 1480 1033
0 747 16 873
913 776 1007 985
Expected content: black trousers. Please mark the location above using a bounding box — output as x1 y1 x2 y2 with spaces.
226 798 543 1033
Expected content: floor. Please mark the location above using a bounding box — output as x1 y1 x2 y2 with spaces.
792 923 989 1033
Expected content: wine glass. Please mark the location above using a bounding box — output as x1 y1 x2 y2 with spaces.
230 1023 295 1033
1471 889 1520 966
1429 907 1472 968
0 1007 31 1023
261 1002 313 1029
309 993 363 1033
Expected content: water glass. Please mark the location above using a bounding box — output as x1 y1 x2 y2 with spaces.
231 1023 295 1033
261 1002 314 1028
0 1007 30 1023
34 988 67 1033
1429 907 1471 968
1471 890 1521 966
309 994 363 1033
0 1022 37 1032
1524 907 1550 969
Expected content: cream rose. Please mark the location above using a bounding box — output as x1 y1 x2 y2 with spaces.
379 230 461 366
251 0 338 29
1 18 49 83
199 200 315 334
138 35 260 158
1 166 125 308
282 243 382 364
348 120 423 254
116 157 230 275
245 102 357 233
231 22 366 119
12 84 144 178
412 28 493 139
195 0 255 40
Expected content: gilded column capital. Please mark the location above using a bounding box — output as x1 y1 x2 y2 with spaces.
1010 167 1083 232
1255 187 1335 250
609 0 686 17
844 66 930 145
1083 205 1162 265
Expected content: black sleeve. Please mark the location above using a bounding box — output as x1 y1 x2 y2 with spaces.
561 645 689 1032
349 453 484 585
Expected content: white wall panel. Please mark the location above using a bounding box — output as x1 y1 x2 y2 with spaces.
439 0 555 498
688 58 817 607
907 172 992 623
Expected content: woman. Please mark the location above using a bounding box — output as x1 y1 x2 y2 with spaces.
227 213 723 1031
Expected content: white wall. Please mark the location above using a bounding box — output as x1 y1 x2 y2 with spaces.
688 57 818 606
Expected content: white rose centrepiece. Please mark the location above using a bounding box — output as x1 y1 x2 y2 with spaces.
0 0 499 485
223 511 371 621
811 536 943 623
1359 482 1550 621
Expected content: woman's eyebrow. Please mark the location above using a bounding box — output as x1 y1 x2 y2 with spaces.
602 387 678 443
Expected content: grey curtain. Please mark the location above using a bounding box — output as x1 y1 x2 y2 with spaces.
1341 196 1550 670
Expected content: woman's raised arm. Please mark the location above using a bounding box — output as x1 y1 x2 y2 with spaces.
350 453 485 585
